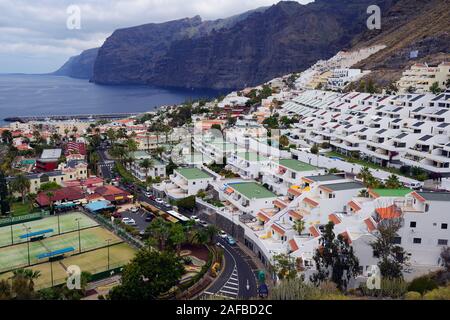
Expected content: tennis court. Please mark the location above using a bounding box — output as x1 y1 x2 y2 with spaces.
0 211 98 247
0 243 137 290
0 226 123 272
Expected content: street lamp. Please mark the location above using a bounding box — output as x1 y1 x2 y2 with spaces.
23 224 31 266
75 218 82 253
106 239 112 270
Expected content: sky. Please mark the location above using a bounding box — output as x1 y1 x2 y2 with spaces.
0 0 313 74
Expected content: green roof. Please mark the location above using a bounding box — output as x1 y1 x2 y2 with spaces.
230 182 276 199
237 152 268 162
371 188 412 197
176 168 211 180
279 159 317 172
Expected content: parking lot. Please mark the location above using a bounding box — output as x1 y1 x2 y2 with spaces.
120 208 153 233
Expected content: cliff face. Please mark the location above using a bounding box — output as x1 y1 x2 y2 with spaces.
52 48 99 79
91 0 390 89
353 0 450 85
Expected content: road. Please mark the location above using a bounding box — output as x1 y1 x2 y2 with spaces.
202 237 258 300
97 147 115 180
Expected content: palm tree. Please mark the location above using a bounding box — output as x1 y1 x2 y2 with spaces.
169 223 186 256
358 167 373 187
146 217 171 251
46 192 55 213
385 174 402 189
12 268 41 292
26 193 37 210
140 159 154 181
10 174 30 204
294 219 305 236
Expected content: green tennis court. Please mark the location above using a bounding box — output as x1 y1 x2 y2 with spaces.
0 226 122 273
0 211 98 248
0 243 137 290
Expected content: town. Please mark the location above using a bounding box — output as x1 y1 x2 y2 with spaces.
0 46 449 301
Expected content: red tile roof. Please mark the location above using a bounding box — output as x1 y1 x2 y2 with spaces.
289 239 299 252
364 218 376 232
272 224 286 235
304 197 319 207
348 201 362 212
289 210 303 220
375 205 402 220
339 231 352 244
411 192 426 203
328 214 341 225
309 226 320 238
257 212 270 223
36 187 84 206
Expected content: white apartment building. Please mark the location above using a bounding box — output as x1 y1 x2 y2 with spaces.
127 151 166 181
397 62 450 93
227 152 271 180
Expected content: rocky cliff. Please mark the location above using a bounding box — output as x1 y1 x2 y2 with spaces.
52 48 99 79
90 0 392 89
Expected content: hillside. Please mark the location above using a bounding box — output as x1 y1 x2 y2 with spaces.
353 0 450 86
52 48 99 79
92 0 392 89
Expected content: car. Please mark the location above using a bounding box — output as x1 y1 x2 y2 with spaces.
219 230 228 239
163 202 172 209
199 220 209 228
112 211 122 219
155 198 164 204
130 207 139 213
226 236 236 246
122 218 136 226
216 242 224 249
145 214 154 222
190 215 201 223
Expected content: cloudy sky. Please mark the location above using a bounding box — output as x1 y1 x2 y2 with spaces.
0 0 312 74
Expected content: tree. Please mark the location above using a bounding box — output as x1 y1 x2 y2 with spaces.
0 279 11 300
146 217 172 251
109 249 184 300
139 159 154 181
169 223 186 256
430 82 442 95
26 193 37 210
310 144 320 167
293 219 306 236
203 225 219 245
9 268 41 300
279 135 290 148
273 253 298 281
1 130 13 145
370 218 408 279
10 174 30 204
385 174 402 189
0 171 10 216
311 222 360 291
176 196 196 211
46 191 55 214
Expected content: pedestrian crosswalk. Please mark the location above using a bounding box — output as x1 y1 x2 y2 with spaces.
217 267 239 299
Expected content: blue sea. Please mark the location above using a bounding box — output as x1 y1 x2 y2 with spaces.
0 74 222 125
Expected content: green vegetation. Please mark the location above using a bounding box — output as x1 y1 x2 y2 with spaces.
176 196 196 211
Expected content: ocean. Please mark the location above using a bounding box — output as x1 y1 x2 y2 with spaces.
0 74 222 125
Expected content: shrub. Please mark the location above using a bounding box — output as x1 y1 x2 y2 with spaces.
423 285 450 300
404 291 422 300
381 278 408 298
408 275 438 295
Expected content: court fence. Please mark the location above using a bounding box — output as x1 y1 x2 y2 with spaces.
0 211 50 228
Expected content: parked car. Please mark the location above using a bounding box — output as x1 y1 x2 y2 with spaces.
155 198 164 204
226 236 236 246
163 202 172 209
219 230 228 239
145 214 154 222
199 220 209 228
130 207 139 213
190 215 201 223
122 218 136 226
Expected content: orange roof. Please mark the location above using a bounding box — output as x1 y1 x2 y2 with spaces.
348 200 361 212
411 192 426 203
302 177 315 184
257 212 270 223
375 205 402 220
319 185 333 193
288 187 302 197
274 199 287 209
303 197 319 208
364 218 376 232
289 210 303 220
328 214 341 225
289 239 299 252
272 224 285 235
309 226 320 238
340 231 352 244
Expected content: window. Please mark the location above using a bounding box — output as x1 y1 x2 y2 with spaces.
438 239 448 246
410 221 417 228
442 223 448 230
393 237 402 244
413 238 422 244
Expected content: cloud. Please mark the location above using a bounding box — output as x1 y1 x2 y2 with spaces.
0 0 312 73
